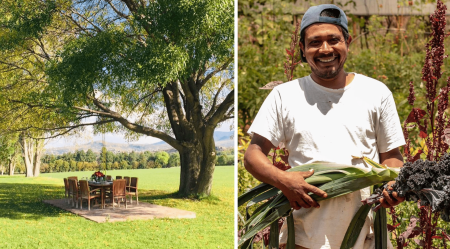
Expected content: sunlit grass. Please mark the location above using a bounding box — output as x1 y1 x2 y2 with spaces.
0 166 234 248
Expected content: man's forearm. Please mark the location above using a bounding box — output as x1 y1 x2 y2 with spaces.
244 144 289 190
380 148 404 168
244 133 327 209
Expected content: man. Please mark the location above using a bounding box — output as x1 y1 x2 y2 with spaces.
244 4 405 249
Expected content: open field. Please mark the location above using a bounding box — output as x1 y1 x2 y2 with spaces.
0 166 234 248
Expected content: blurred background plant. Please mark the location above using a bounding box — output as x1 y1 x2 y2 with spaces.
238 0 450 248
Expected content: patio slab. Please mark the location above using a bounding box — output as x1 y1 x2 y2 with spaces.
43 199 196 223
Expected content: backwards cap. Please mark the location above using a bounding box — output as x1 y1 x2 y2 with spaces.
300 4 348 62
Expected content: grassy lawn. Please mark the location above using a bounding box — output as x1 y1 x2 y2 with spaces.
0 166 234 248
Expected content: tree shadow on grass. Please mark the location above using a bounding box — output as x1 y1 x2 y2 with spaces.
139 189 221 205
0 183 69 221
139 190 181 201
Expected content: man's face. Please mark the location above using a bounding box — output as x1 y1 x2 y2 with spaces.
300 23 349 80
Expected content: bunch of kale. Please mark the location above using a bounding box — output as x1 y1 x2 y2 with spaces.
364 153 450 221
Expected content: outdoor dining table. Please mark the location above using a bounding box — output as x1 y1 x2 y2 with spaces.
88 181 113 209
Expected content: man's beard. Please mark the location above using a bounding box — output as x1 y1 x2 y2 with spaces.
310 57 346 79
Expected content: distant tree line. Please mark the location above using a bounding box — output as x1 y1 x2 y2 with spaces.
39 147 234 173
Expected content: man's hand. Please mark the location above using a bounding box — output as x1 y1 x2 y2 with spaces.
379 149 404 208
379 180 405 208
244 133 327 210
278 169 328 210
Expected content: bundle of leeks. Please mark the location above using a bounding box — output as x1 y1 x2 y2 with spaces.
238 157 399 249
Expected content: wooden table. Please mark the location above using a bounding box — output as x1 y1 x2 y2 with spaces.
88 181 112 209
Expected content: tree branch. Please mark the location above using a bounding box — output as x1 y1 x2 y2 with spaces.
130 87 161 112
207 89 234 127
11 119 114 134
70 8 103 32
162 82 190 139
204 78 233 121
105 0 129 19
0 60 34 77
197 57 233 90
73 105 114 116
91 97 183 151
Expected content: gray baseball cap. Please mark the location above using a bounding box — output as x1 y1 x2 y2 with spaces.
300 4 348 62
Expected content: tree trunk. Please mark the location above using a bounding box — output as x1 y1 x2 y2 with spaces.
8 149 18 176
20 135 34 177
33 139 44 177
8 157 15 176
196 133 216 195
195 154 216 196
178 136 216 197
179 149 201 196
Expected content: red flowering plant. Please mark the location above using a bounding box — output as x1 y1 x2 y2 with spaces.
393 2 450 248
362 1 450 248
283 21 303 82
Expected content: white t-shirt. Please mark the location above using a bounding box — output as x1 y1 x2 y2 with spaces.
247 73 405 249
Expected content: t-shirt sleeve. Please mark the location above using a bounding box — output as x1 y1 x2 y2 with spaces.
247 88 285 148
376 93 406 153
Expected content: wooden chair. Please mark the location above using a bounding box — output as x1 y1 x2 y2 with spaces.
67 179 74 206
69 179 80 208
63 178 70 204
108 179 127 209
124 176 131 188
127 177 139 205
79 180 100 210
68 176 78 181
116 176 122 180
106 175 112 181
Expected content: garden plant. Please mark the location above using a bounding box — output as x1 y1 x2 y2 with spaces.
363 1 450 248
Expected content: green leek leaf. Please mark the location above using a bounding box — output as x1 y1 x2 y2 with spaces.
239 202 291 246
340 204 371 249
269 217 279 249
287 213 295 249
374 207 387 249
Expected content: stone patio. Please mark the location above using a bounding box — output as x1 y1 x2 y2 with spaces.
43 199 196 223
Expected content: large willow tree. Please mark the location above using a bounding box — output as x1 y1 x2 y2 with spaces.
1 0 234 197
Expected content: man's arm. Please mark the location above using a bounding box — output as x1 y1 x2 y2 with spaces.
244 133 327 210
379 147 405 208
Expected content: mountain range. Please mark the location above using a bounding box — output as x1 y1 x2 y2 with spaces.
44 131 234 155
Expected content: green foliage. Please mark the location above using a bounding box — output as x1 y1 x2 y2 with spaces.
40 149 180 173
0 133 22 174
216 154 234 165
155 151 170 168
168 153 180 167
0 0 57 50
238 0 312 127
41 0 234 137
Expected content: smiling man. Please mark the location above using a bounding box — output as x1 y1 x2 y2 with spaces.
244 4 406 249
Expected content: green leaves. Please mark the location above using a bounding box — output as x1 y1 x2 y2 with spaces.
0 0 57 50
